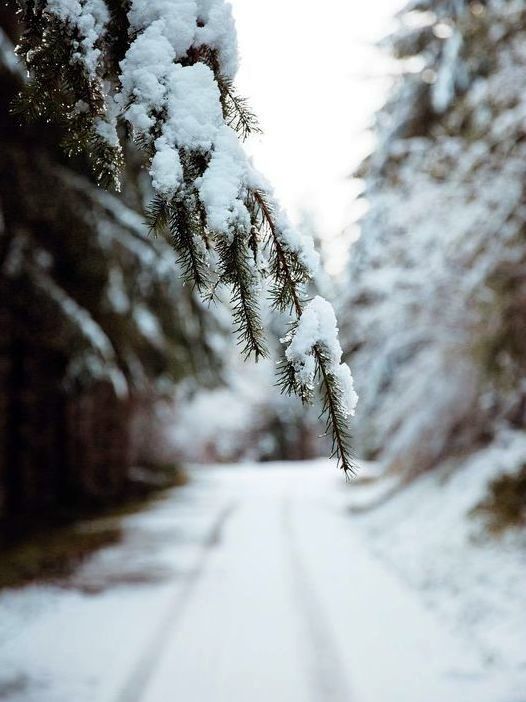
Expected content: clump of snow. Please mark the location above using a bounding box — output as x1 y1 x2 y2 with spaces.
119 0 234 150
194 0 239 78
114 0 321 292
150 139 184 197
117 21 175 135
46 0 109 78
286 296 358 417
164 63 224 152
198 125 251 236
117 10 238 205
126 0 238 76
127 0 197 57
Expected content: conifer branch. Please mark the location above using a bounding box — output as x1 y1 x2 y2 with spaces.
167 197 211 293
316 346 356 478
216 231 268 359
247 190 309 314
146 193 211 292
249 189 355 476
14 5 123 189
13 0 357 475
217 76 262 141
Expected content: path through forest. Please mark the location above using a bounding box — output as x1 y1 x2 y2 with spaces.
0 463 507 702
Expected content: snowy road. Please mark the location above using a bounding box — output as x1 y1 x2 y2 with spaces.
0 463 517 702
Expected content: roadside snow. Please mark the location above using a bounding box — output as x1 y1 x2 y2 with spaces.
347 430 526 688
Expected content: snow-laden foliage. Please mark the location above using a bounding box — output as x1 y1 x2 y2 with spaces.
15 0 356 472
285 296 357 418
342 0 526 476
46 0 109 77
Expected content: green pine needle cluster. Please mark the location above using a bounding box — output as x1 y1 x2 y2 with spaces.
14 1 123 188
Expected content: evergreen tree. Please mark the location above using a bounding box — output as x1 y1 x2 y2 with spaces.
13 0 357 474
0 5 229 515
342 0 526 477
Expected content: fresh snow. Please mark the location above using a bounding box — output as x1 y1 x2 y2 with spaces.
126 0 238 78
286 296 358 417
118 21 177 136
115 0 320 274
198 125 252 237
46 0 109 77
2 462 523 702
194 0 238 79
348 431 526 691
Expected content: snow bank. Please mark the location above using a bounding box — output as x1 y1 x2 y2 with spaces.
347 429 526 682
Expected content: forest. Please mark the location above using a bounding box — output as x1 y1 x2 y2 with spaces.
0 1 524 700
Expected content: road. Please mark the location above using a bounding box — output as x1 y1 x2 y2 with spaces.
115 464 489 702
0 463 498 702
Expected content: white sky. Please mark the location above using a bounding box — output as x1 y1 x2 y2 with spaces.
229 0 405 273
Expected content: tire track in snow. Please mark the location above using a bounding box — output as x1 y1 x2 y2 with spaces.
281 499 353 702
115 501 237 702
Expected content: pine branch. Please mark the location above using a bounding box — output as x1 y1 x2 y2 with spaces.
316 346 356 479
218 76 262 141
146 191 211 292
105 0 133 71
249 189 355 476
14 9 123 189
247 189 310 314
216 232 268 360
12 1 356 475
145 194 171 236
167 196 211 293
276 355 314 405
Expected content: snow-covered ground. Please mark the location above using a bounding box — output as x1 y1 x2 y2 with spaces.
0 461 524 702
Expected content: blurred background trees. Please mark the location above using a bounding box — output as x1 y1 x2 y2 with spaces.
340 0 526 505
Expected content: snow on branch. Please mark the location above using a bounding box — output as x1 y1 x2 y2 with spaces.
285 296 358 420
282 296 358 477
45 0 109 78
15 0 358 473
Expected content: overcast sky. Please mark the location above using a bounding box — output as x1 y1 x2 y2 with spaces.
229 0 405 272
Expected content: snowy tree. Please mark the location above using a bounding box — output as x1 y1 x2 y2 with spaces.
13 0 357 473
342 0 526 478
0 4 238 516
